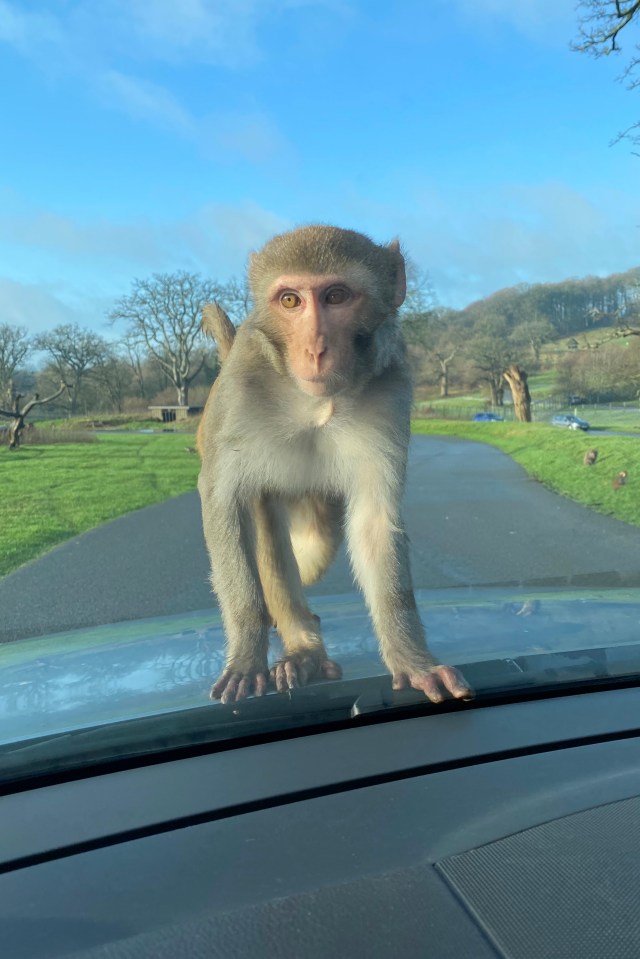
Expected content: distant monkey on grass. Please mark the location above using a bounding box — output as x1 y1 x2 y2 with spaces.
612 470 628 490
197 225 472 706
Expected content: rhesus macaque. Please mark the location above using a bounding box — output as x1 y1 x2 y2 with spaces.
612 470 628 489
197 225 472 705
583 448 598 467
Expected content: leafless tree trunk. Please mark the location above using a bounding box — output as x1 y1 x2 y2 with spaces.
503 365 532 422
436 351 456 397
0 384 66 449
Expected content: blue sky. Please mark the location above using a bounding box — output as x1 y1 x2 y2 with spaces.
0 0 639 335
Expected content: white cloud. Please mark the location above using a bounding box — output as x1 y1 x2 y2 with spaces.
96 70 196 135
1 181 637 333
179 202 291 266
121 0 265 68
0 0 64 56
402 181 640 307
0 209 172 265
0 278 110 335
0 198 290 271
447 0 575 39
0 0 351 71
201 112 290 163
0 1 313 156
0 198 292 334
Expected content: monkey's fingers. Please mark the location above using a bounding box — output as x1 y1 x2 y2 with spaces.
210 669 269 704
270 655 343 692
272 659 302 692
393 665 474 704
320 659 342 680
431 665 474 701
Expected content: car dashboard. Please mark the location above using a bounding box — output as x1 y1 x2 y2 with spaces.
2 664 640 959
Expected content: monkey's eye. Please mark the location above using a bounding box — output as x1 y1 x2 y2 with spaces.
325 287 350 305
280 292 301 310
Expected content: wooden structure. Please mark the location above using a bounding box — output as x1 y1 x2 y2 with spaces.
148 405 203 424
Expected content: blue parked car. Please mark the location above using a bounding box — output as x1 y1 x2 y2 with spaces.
473 412 504 422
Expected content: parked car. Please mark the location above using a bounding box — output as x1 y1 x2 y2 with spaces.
552 414 590 431
473 412 504 422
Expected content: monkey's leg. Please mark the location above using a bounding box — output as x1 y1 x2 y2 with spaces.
254 496 342 692
346 492 472 704
199 483 272 704
288 495 344 586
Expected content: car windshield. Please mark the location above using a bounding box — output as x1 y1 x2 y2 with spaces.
2 1 640 781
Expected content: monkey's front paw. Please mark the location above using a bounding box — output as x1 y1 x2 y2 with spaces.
270 653 342 693
210 668 270 704
392 664 473 704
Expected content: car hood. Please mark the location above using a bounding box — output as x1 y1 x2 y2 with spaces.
3 587 640 747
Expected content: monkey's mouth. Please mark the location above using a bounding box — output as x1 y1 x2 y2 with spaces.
296 375 344 398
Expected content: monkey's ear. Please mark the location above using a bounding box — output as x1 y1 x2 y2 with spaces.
388 240 406 308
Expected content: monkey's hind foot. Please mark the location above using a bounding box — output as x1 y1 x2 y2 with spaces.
270 652 342 693
210 667 270 704
392 664 474 704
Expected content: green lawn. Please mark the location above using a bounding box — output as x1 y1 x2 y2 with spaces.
415 395 483 411
35 413 196 432
0 434 200 576
526 370 558 395
414 419 640 527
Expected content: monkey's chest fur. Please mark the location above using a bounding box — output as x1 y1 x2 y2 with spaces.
213 388 397 501
222 400 354 497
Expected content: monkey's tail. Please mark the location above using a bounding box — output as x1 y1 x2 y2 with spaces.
202 302 236 362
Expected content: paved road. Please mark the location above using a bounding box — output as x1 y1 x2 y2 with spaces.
2 436 640 643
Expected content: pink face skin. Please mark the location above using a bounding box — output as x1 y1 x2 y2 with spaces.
268 273 366 397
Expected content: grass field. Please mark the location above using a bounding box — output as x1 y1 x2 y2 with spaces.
414 419 640 527
35 414 198 433
0 434 200 576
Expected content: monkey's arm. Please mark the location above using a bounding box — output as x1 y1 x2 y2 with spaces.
197 471 272 703
345 475 472 704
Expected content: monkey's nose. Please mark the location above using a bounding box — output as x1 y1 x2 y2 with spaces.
306 341 328 373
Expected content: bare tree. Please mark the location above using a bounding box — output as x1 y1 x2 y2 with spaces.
92 347 134 413
109 272 225 407
503 365 532 422
0 323 31 401
34 324 111 415
120 334 149 400
510 317 554 365
221 276 253 324
573 1 640 146
466 316 518 406
400 263 438 352
0 384 66 449
425 309 468 398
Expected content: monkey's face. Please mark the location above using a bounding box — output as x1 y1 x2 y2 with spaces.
265 272 375 397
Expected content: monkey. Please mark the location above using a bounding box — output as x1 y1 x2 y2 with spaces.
197 225 472 706
612 470 628 490
583 448 598 467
